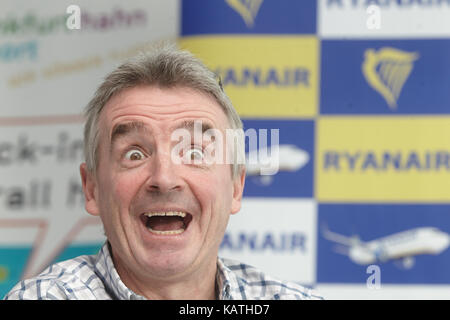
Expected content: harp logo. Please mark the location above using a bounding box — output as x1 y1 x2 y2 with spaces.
362 47 419 110
225 0 263 27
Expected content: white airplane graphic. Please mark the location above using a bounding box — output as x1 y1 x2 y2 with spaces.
322 225 450 269
245 144 309 185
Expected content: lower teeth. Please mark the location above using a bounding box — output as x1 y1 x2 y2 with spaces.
148 228 184 235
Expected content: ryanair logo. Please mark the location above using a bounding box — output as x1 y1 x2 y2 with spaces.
317 117 450 202
362 47 419 109
179 36 319 117
225 0 263 27
215 67 310 87
323 150 450 172
220 231 307 253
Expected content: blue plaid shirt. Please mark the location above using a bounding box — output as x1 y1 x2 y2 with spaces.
3 242 322 300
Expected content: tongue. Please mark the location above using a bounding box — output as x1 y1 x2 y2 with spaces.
147 216 185 231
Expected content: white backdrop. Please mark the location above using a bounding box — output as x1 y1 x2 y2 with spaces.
2 0 450 300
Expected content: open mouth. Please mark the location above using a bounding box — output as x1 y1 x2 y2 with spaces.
141 211 193 235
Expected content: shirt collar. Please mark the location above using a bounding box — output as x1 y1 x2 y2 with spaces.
216 258 247 300
94 242 145 300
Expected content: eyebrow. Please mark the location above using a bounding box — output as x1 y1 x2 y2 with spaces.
173 120 215 134
110 120 150 146
109 119 217 148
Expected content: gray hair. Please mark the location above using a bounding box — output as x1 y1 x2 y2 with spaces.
83 43 245 178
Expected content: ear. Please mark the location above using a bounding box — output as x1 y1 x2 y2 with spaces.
80 163 100 216
230 168 246 215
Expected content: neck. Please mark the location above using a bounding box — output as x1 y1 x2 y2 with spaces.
112 252 218 300
133 269 217 300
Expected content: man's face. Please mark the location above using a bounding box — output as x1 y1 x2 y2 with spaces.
81 85 245 282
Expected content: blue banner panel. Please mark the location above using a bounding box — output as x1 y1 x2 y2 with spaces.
242 119 314 198
181 0 316 35
320 39 450 114
317 204 450 284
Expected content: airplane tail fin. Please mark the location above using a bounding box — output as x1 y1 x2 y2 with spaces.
332 244 350 256
321 222 360 247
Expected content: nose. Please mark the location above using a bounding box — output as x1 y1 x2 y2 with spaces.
146 148 183 194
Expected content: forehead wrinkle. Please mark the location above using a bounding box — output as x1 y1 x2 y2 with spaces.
110 104 223 122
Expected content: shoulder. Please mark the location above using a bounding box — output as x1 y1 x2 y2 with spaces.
218 257 323 300
3 254 103 300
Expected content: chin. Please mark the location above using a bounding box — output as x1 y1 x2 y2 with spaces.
140 249 200 278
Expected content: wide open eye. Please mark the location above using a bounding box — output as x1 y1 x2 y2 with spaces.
124 149 145 161
183 146 204 163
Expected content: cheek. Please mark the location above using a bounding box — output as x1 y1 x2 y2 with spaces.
113 172 146 206
98 168 145 213
194 168 234 215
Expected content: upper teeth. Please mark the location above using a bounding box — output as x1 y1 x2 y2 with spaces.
144 211 187 218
